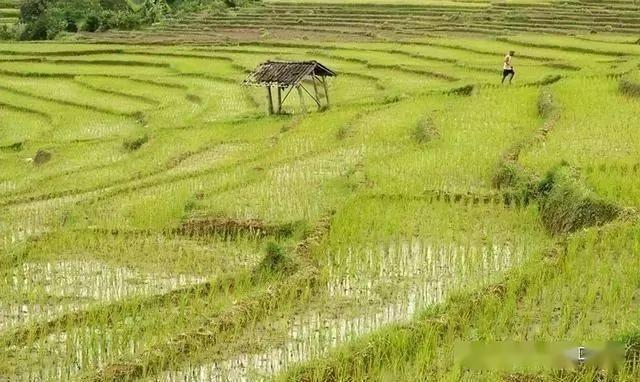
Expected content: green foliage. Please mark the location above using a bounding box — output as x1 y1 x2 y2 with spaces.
16 0 250 40
19 0 118 39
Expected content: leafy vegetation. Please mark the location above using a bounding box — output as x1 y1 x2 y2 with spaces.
14 0 252 40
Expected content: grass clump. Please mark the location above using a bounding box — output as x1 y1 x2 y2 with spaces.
448 84 474 96
492 158 534 191
33 148 51 165
122 134 149 151
252 241 296 280
530 74 562 87
0 141 23 152
537 87 557 119
335 125 350 140
185 93 202 104
411 116 439 144
537 163 621 235
619 78 640 98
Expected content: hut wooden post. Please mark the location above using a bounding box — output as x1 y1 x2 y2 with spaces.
277 86 283 114
311 76 321 109
321 76 330 107
266 86 274 115
297 85 306 113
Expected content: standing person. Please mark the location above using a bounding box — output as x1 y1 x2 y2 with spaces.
502 50 515 84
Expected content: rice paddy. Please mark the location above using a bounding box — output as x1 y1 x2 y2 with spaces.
1 17 640 382
85 1 640 43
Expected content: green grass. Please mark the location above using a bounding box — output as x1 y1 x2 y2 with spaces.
0 34 639 381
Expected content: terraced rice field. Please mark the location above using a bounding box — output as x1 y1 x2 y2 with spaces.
1 33 640 381
0 0 19 29
87 0 640 43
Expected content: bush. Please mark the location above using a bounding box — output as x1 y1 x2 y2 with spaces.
19 0 104 39
20 0 50 23
81 13 101 31
17 0 252 39
18 0 156 39
100 10 144 30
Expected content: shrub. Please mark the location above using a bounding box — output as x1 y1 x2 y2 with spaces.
19 0 49 23
100 10 144 30
81 13 101 31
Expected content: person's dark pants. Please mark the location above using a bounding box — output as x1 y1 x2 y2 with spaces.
502 69 515 83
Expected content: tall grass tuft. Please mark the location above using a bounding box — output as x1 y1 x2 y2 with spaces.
448 84 474 96
411 116 439 144
537 163 621 235
252 241 296 280
33 149 52 165
619 78 640 98
537 87 556 119
123 135 149 151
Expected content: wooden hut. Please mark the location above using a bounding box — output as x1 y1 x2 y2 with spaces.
244 60 336 115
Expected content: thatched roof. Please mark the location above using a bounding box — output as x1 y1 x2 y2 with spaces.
244 60 336 87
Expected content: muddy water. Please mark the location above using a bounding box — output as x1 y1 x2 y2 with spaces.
0 194 89 250
0 260 206 331
157 240 524 381
9 326 139 381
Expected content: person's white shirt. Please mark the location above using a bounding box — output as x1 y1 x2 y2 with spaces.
504 54 513 70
